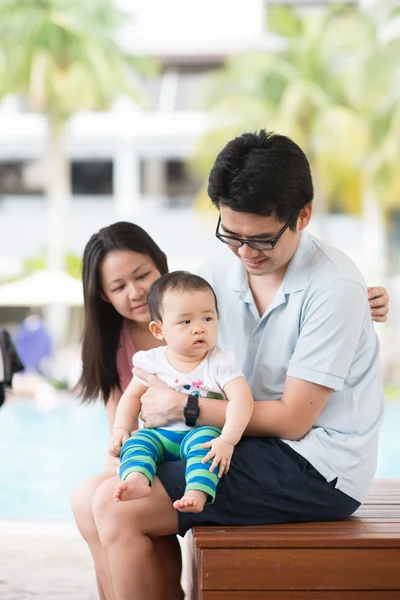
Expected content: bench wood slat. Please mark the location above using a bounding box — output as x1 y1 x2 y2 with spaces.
201 593 400 599
200 548 400 591
190 479 400 599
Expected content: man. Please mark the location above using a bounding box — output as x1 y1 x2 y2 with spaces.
93 131 388 600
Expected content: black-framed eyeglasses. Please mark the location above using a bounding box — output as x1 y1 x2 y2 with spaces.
215 212 298 251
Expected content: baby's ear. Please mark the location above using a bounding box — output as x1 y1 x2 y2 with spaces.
149 320 164 340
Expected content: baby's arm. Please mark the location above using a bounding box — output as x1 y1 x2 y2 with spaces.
202 376 253 476
220 376 254 444
109 377 147 457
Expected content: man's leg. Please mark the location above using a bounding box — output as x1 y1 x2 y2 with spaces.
93 475 180 600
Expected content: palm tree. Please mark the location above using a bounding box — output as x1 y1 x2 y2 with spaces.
193 2 399 225
0 0 145 270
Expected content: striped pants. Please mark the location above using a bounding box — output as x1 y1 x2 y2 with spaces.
119 426 221 503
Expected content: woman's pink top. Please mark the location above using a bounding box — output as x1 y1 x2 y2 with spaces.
116 320 136 392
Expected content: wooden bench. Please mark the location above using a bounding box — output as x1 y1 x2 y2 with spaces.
187 479 400 599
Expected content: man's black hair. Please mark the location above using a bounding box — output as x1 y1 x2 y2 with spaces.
207 130 313 230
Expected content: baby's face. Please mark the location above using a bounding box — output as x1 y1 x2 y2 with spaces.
159 288 219 357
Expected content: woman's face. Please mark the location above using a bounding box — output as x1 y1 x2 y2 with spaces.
100 250 161 325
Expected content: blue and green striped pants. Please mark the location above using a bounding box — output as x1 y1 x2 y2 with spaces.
119 426 221 503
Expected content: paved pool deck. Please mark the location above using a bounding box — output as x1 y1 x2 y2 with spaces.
0 521 97 599
0 520 191 599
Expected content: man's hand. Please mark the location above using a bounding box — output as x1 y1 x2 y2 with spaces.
109 427 130 457
368 286 389 323
201 436 234 478
133 368 185 428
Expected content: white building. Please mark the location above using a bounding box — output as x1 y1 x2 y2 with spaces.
0 0 279 270
0 0 356 272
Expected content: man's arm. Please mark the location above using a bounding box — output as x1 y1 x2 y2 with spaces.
196 377 332 439
138 278 368 438
135 376 331 440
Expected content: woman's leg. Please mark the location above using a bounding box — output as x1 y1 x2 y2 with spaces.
92 475 180 600
72 473 183 600
71 473 116 600
153 535 184 600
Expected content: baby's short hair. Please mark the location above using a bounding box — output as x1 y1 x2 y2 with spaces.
148 271 219 322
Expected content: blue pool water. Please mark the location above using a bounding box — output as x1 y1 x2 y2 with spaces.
0 395 399 519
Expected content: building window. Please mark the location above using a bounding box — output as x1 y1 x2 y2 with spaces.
0 161 44 195
71 161 113 195
166 160 200 206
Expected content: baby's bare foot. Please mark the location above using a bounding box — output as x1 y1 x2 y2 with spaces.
173 489 208 513
114 472 151 502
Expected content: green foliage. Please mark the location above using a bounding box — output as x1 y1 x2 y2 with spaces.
194 1 400 215
0 0 152 128
24 252 82 280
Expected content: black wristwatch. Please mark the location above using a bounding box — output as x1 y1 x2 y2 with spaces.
183 394 200 427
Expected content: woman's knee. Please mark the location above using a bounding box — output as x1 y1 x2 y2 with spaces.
92 477 176 546
92 477 135 546
71 473 111 540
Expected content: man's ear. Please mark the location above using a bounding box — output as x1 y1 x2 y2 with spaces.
298 203 312 231
149 320 164 340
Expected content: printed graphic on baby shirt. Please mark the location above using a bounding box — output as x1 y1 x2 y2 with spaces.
176 380 224 400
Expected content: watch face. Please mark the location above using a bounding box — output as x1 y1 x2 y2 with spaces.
186 408 198 417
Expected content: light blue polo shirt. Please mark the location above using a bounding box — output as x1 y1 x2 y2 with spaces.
199 230 384 503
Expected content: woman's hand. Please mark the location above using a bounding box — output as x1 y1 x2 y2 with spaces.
201 436 234 478
368 286 389 323
133 368 186 428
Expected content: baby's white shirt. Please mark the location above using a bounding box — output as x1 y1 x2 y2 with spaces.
133 345 244 431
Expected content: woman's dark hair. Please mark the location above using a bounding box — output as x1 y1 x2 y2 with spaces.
148 271 219 322
208 130 314 230
77 222 168 403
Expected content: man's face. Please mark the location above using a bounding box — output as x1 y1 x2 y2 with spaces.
219 205 311 277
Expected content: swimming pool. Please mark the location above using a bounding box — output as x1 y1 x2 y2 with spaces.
0 395 399 519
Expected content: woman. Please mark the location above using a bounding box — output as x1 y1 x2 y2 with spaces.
72 220 389 600
72 221 184 600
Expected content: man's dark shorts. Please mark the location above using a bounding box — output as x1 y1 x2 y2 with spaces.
157 436 360 537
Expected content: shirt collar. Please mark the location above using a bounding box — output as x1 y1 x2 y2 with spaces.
282 230 313 294
226 230 313 296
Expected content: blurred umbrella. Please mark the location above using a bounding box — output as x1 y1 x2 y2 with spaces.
0 270 83 306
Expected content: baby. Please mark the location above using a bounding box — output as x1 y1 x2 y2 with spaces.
109 271 254 513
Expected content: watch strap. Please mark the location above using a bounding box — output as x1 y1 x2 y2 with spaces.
184 394 200 427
